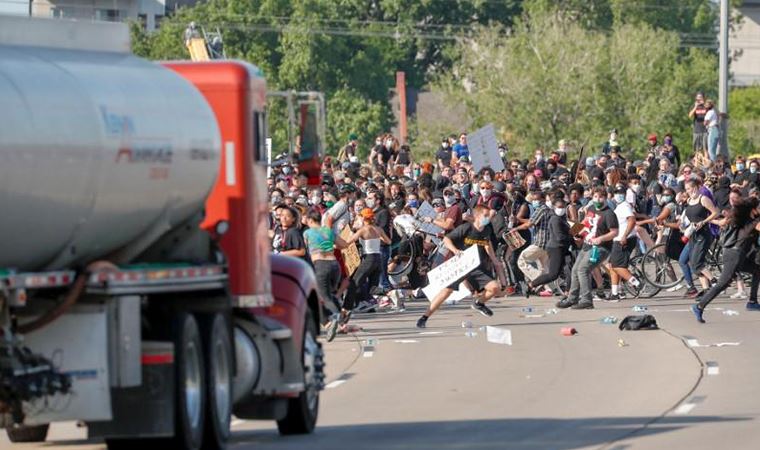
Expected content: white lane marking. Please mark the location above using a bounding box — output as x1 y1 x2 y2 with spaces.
419 331 444 335
686 339 700 347
674 403 697 415
326 379 348 389
707 366 720 375
363 351 374 357
394 339 419 344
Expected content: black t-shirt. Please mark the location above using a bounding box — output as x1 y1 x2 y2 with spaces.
590 205 618 251
693 104 707 133
273 226 307 260
374 207 391 243
446 222 495 267
436 148 452 166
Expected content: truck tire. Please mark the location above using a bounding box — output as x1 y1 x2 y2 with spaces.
200 313 232 449
277 310 323 435
6 424 49 442
174 312 206 450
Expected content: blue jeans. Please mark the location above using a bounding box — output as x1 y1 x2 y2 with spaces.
678 242 694 287
708 126 720 161
379 245 391 290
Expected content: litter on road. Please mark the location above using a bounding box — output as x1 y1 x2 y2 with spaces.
486 326 513 345
561 327 578 336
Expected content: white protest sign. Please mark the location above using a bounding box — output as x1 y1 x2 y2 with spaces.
468 123 504 172
421 245 480 299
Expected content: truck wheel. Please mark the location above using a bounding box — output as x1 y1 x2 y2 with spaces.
6 424 49 442
200 313 232 449
277 310 323 435
174 312 206 450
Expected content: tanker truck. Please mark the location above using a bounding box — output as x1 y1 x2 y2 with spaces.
0 16 324 449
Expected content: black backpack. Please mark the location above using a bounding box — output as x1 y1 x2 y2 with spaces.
618 314 659 331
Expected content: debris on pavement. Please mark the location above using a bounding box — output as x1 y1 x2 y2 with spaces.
722 309 740 316
600 316 618 324
617 338 628 347
561 327 578 336
632 305 648 312
486 326 513 345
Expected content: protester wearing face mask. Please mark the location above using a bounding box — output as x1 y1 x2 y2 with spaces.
416 205 507 329
557 187 619 309
528 198 572 296
606 187 642 301
512 191 551 296
436 137 453 170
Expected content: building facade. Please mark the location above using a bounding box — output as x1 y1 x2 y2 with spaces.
732 0 760 86
29 0 167 31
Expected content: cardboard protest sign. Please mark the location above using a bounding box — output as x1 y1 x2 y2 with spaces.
422 245 480 299
339 226 361 276
415 201 444 239
468 124 504 172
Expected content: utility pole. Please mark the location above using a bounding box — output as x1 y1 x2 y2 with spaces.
719 0 730 158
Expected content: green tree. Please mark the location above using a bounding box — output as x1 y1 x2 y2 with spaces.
728 86 760 156
434 6 718 159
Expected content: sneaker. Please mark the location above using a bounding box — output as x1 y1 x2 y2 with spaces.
323 315 339 342
556 298 578 309
539 289 553 297
524 285 532 299
691 304 705 323
667 283 684 293
339 310 352 325
471 301 494 317
571 301 594 310
746 302 760 311
604 293 621 303
684 287 699 298
355 300 377 313
416 315 428 329
593 292 606 302
731 291 747 299
710 278 718 287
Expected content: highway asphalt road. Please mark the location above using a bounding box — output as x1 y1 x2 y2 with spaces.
3 291 760 450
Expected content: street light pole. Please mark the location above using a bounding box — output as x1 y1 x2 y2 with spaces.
719 0 730 158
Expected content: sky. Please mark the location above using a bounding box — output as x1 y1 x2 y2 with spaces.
0 0 29 16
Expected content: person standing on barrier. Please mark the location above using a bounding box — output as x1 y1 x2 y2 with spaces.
692 198 760 323
557 187 618 310
416 205 507 328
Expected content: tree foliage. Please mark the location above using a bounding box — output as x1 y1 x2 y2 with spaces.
729 86 760 156
434 6 719 159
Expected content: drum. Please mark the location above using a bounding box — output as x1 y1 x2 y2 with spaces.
504 231 527 250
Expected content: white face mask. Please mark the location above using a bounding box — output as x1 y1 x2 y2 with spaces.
614 194 626 203
545 200 552 208
480 189 492 198
444 195 456 206
535 154 543 161
482 175 492 182
554 207 566 216
311 196 321 205
366 199 376 209
631 184 641 193
442 142 449 149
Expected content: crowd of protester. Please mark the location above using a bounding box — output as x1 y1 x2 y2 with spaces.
269 93 760 338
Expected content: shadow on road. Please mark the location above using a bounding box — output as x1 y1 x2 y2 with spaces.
230 415 748 450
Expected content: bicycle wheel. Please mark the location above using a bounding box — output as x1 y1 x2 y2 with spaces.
642 243 685 289
624 255 661 298
388 237 416 286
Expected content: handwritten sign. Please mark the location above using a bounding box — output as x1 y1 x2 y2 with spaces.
415 201 444 239
422 245 480 299
339 226 361 276
468 124 504 172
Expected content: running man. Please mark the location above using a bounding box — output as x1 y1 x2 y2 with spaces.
416 205 507 328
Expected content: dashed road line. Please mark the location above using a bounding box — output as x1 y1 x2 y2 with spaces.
326 379 348 389
674 396 706 415
705 361 720 376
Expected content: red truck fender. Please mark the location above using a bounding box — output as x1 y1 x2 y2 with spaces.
255 254 321 351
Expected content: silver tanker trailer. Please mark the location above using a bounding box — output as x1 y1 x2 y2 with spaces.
0 15 323 450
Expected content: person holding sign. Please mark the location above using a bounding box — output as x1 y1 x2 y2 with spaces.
416 205 507 328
